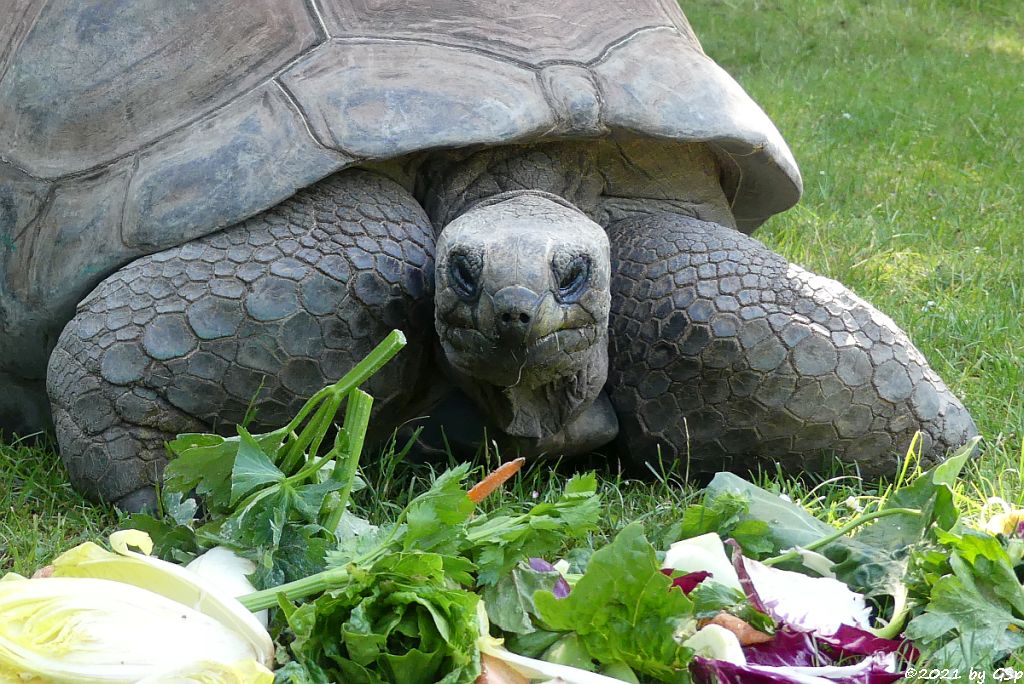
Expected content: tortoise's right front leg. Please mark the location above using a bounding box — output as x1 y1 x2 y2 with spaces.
47 169 436 509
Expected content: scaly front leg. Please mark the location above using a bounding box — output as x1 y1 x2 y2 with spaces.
606 212 976 477
47 170 436 509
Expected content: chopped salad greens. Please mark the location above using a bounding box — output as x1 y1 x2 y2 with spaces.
3 331 1021 683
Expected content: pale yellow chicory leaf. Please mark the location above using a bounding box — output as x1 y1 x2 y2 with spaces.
985 510 1024 536
0 575 265 683
136 659 274 683
50 530 273 664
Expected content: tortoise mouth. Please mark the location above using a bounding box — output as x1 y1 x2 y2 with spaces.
440 323 602 388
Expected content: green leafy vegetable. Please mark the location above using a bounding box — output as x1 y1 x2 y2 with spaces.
660 490 774 558
464 473 600 586
483 560 570 635
130 326 601 682
688 581 775 634
831 440 975 598
534 523 694 682
703 473 837 553
704 442 975 601
130 332 407 587
905 525 1024 668
319 467 600 589
277 552 482 684
402 464 477 554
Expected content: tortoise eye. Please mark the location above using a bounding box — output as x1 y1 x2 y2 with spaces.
449 253 480 300
556 255 589 303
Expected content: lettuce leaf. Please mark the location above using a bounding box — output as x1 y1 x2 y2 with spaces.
534 523 695 682
279 551 481 684
483 559 572 634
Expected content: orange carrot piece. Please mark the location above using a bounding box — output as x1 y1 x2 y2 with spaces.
699 612 773 645
467 457 526 504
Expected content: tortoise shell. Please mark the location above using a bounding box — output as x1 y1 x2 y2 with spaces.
0 0 800 432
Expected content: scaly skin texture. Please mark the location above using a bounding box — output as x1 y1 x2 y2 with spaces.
47 142 976 506
47 170 435 506
420 140 731 230
606 213 977 477
433 191 611 440
424 142 975 474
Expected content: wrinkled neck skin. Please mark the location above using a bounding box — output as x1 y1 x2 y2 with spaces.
420 140 733 441
444 331 610 440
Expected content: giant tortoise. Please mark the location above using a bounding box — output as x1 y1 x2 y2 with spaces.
0 0 975 508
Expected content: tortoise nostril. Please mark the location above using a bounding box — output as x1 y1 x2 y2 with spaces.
492 286 540 339
500 311 530 325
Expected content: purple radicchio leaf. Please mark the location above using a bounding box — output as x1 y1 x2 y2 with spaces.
818 625 918 661
724 542 913 666
726 539 769 613
689 652 904 684
660 568 712 595
528 557 571 599
741 625 915 671
528 557 557 572
742 627 833 668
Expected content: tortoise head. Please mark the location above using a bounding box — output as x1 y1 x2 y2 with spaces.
434 190 611 439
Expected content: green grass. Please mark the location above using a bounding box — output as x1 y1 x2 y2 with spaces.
0 0 1021 643
0 438 118 575
688 0 1024 501
693 0 1023 432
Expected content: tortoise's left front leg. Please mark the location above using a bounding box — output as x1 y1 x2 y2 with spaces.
606 212 976 478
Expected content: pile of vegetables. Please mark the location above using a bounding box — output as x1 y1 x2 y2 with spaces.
1 331 1021 683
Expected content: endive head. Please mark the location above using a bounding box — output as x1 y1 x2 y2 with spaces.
0 530 274 683
136 659 274 683
0 576 269 683
49 530 272 662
